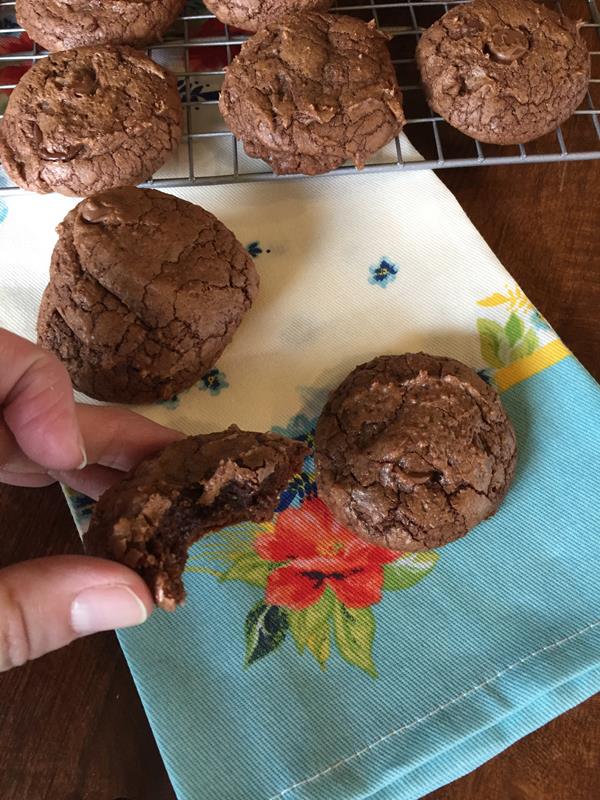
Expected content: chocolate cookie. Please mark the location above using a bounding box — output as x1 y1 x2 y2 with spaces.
16 0 185 51
416 0 590 145
204 0 333 33
315 354 517 551
37 187 259 403
219 12 405 175
86 426 309 609
0 46 181 195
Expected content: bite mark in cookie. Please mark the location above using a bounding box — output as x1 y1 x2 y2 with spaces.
86 427 309 609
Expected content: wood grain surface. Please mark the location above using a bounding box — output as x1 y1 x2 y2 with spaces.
0 110 599 800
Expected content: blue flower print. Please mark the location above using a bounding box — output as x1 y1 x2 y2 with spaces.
246 241 272 258
271 386 329 440
270 385 331 506
161 393 181 409
199 368 229 395
0 200 7 225
369 258 398 287
272 412 315 446
276 468 318 512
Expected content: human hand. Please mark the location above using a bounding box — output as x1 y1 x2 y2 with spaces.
0 328 183 671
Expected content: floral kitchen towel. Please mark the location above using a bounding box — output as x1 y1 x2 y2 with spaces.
1 167 599 800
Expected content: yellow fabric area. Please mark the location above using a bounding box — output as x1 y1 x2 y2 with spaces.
496 340 571 392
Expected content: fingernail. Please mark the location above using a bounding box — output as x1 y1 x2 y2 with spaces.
71 585 148 635
77 436 88 470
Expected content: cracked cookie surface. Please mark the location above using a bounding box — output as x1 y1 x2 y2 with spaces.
315 353 517 551
0 46 181 195
416 0 590 145
37 187 259 403
16 0 185 51
85 426 309 609
204 0 333 33
219 12 405 175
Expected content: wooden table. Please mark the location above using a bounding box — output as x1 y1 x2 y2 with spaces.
0 156 599 798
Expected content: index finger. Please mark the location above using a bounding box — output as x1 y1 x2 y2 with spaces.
0 328 85 471
76 404 185 472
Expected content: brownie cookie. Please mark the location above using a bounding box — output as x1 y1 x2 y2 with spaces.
0 46 181 195
416 0 590 145
86 426 309 609
204 0 333 33
37 187 259 403
219 12 405 175
315 354 517 551
16 0 185 51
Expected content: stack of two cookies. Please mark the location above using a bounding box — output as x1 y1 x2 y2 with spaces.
38 187 259 404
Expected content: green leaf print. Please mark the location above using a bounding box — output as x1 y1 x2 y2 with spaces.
479 335 505 369
288 590 334 669
244 602 289 666
504 313 524 348
523 328 540 354
220 551 272 587
305 628 330 668
476 318 504 339
476 319 505 369
383 551 439 591
510 328 540 362
332 601 377 678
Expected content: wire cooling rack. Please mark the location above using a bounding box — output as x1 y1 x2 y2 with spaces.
0 0 598 193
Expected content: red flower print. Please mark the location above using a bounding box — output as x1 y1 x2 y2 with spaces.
255 498 398 610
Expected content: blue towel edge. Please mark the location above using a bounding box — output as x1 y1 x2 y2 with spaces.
246 621 600 800
368 661 600 800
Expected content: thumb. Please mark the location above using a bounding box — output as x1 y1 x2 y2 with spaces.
0 556 153 671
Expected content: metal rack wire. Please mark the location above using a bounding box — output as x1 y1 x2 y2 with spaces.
0 0 598 193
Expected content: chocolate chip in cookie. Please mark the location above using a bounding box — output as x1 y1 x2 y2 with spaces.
204 0 333 33
416 0 590 145
86 427 309 610
315 354 517 551
16 0 185 51
37 187 259 403
0 46 181 195
219 12 405 175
